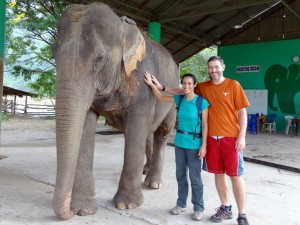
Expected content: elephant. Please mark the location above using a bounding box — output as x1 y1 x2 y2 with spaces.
51 2 179 220
264 64 300 114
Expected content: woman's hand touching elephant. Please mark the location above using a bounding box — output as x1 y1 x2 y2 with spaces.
144 71 155 87
150 74 163 90
144 71 174 103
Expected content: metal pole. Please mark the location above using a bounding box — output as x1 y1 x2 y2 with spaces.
0 0 7 145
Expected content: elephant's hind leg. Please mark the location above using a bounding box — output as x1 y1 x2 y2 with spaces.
71 110 98 216
144 108 176 189
143 133 153 175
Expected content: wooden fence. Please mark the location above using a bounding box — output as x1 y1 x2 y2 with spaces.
2 100 55 116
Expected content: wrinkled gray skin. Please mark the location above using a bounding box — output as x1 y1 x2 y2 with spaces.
52 3 179 220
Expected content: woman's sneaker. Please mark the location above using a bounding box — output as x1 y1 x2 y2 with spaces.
171 206 187 215
210 205 233 222
192 211 203 221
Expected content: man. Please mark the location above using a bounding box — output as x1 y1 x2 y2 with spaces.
149 56 250 225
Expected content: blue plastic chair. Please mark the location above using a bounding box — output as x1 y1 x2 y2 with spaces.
265 114 277 133
248 114 258 135
267 114 277 123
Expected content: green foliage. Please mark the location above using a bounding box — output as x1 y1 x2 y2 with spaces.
0 113 9 121
5 0 67 98
98 115 106 121
179 47 217 83
28 69 56 99
44 115 55 120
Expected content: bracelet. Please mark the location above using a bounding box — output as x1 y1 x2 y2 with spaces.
162 85 166 91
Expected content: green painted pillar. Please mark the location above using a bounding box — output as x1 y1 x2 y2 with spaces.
0 0 6 143
148 21 161 43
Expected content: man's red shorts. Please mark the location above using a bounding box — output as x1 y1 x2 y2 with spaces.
202 136 245 176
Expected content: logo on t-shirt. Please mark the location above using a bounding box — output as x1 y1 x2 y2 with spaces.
223 92 229 96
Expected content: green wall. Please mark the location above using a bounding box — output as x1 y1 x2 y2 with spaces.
218 39 300 132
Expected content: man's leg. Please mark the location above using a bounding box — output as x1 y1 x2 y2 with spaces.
231 176 249 224
215 173 229 205
230 175 246 214
210 173 233 222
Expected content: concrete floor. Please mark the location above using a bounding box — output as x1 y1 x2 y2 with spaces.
0 125 300 225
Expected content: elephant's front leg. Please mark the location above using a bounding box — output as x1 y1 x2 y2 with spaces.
113 122 148 210
71 110 99 216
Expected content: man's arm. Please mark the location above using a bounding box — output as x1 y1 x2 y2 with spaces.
236 108 248 151
145 71 184 95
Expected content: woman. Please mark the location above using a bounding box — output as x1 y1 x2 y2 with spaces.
144 71 209 221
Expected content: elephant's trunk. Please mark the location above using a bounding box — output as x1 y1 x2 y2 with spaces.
53 78 90 220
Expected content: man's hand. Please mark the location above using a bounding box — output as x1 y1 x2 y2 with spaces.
235 136 246 152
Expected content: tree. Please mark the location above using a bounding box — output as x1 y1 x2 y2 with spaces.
179 47 217 82
5 0 67 100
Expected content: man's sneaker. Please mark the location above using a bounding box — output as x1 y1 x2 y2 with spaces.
192 211 203 221
210 205 233 222
237 216 249 225
170 206 187 215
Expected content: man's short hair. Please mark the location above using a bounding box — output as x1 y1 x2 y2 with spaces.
207 56 224 65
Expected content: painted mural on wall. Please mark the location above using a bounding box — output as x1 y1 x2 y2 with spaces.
264 64 300 114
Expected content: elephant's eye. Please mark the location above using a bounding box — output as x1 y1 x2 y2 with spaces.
96 53 105 62
93 52 107 73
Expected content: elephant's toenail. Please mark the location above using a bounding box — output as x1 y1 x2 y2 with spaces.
116 202 126 210
128 203 138 209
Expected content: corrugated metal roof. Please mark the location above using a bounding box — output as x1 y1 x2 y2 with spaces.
63 0 300 63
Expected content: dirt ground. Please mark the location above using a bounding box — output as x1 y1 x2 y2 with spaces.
1 116 300 225
0 116 154 225
0 116 56 146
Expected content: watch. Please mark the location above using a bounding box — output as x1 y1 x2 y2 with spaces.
292 55 299 63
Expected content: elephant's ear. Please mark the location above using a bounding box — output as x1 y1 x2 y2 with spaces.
121 16 146 76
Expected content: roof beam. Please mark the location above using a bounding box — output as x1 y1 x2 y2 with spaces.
101 0 151 16
159 0 280 22
161 24 209 45
164 15 211 47
218 1 286 44
281 0 300 20
112 8 150 23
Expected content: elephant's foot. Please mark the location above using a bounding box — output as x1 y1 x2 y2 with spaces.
71 192 97 216
144 170 163 189
113 189 143 210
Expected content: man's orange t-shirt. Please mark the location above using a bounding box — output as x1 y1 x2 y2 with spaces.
195 78 250 137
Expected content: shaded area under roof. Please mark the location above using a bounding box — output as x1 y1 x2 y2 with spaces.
62 0 300 63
